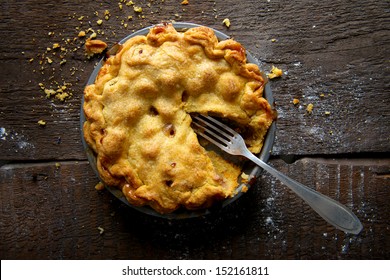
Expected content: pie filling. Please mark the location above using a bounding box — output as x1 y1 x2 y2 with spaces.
83 23 275 214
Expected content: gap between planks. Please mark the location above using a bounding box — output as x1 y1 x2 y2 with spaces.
0 159 89 170
1 156 389 170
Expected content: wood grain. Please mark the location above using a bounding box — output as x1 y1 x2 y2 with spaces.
0 0 389 260
0 0 389 161
1 158 389 259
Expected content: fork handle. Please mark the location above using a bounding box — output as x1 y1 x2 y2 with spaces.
244 152 363 234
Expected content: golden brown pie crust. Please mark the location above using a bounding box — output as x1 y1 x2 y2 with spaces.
83 23 275 214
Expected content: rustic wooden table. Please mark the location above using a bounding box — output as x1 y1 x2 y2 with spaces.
1 0 389 260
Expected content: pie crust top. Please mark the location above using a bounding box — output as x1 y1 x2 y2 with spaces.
83 23 275 214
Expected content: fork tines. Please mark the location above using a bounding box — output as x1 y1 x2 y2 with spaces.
192 115 236 148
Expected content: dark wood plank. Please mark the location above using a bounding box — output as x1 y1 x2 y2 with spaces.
0 0 389 262
0 0 389 161
261 0 390 155
1 158 389 259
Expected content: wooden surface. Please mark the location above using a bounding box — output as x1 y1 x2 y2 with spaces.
0 0 389 259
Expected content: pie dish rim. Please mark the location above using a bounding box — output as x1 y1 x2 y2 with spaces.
80 22 276 219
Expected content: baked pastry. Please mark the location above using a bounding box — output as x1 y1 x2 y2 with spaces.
83 23 275 214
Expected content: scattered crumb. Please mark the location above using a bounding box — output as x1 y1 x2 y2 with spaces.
95 181 105 191
181 0 189 4
268 65 283 79
271 38 277 42
293 98 300 105
241 185 249 193
222 18 231 28
133 6 142 13
85 38 107 57
104 9 111 20
55 162 61 169
39 82 73 101
97 19 103 25
241 172 249 183
306 103 314 113
44 88 56 97
97 226 105 235
37 120 46 126
55 92 70 102
324 111 331 115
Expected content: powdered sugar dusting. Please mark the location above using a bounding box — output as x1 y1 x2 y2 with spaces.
0 127 7 140
0 128 35 153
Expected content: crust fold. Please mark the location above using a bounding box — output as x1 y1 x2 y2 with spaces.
83 23 275 213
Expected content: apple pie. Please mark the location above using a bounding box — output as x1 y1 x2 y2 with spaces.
83 23 275 214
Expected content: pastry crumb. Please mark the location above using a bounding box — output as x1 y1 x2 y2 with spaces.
268 65 283 79
241 185 249 193
104 10 110 20
133 6 142 13
222 18 231 28
55 162 61 169
241 172 249 183
293 98 300 105
306 103 314 113
95 181 105 191
85 38 107 57
324 111 331 115
181 0 189 4
39 82 73 101
44 88 56 98
37 120 46 126
55 92 70 102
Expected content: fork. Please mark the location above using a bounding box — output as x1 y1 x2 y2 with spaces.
192 114 363 234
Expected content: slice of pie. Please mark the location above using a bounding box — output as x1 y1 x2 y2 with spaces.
83 23 276 214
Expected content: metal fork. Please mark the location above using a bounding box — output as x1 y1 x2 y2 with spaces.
192 115 363 234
